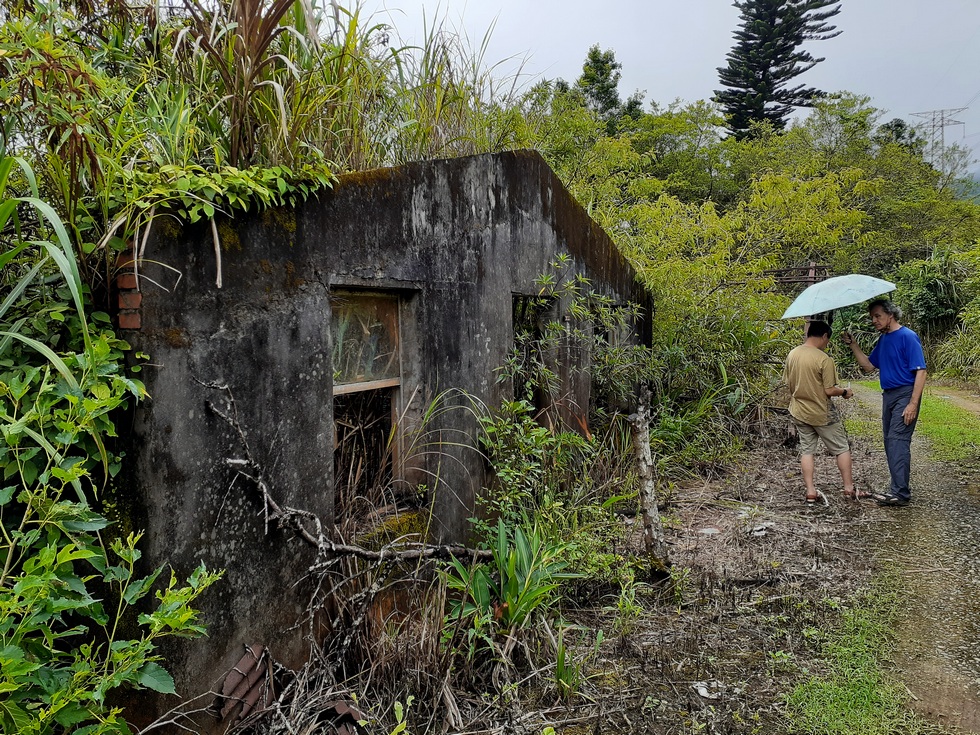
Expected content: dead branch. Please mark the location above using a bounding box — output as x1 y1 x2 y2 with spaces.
197 379 492 564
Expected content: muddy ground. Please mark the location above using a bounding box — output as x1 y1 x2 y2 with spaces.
510 384 980 735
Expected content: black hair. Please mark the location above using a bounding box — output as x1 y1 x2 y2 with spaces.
806 320 832 338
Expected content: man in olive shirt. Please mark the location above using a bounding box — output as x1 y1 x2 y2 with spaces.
783 321 856 503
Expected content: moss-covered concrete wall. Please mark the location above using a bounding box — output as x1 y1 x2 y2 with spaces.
121 150 650 727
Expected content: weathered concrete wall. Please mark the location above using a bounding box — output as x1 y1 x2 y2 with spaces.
121 150 649 725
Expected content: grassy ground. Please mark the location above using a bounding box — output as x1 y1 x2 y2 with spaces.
853 380 980 461
791 382 980 735
783 575 952 735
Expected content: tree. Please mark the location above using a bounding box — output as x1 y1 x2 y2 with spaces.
715 0 842 139
572 45 648 135
873 117 926 156
576 45 623 118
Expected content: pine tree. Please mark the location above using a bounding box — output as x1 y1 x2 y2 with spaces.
715 0 841 139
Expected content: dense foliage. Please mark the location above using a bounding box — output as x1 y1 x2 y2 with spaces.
0 0 528 303
0 157 220 733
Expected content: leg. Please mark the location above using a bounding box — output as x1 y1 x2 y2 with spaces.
801 454 816 497
881 399 894 472
814 421 854 496
835 450 855 493
882 386 917 501
793 419 820 501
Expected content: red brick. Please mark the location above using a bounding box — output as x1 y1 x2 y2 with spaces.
118 310 141 330
115 246 135 270
116 273 138 290
118 291 143 310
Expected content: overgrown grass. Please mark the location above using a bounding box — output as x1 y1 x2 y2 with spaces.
783 580 950 735
853 380 980 461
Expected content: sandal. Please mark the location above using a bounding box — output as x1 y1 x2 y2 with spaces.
842 488 872 500
872 493 909 507
805 493 819 504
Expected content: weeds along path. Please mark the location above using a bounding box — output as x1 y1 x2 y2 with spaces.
848 384 980 733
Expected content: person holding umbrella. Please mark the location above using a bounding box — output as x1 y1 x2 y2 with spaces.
842 300 927 507
784 320 857 504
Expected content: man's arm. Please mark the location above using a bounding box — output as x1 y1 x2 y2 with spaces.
841 332 875 373
824 385 853 399
903 368 927 425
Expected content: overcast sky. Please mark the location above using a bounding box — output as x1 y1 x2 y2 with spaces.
361 0 980 161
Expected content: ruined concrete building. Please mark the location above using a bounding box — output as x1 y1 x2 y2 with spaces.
118 150 650 727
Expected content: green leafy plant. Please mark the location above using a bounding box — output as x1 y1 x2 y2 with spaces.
476 400 570 530
606 567 646 642
499 254 655 409
0 160 221 733
554 630 582 702
444 520 579 661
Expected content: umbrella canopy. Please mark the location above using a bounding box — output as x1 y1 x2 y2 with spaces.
781 274 896 319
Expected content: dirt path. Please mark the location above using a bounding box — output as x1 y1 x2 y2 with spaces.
849 384 980 733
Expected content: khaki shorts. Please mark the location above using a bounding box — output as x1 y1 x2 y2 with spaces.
792 417 850 456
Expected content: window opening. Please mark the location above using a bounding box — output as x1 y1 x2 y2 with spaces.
331 293 406 528
591 303 642 417
333 390 394 521
511 294 557 409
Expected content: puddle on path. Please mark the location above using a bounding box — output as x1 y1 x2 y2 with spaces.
853 388 980 733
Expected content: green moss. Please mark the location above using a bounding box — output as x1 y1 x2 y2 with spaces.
357 510 429 550
217 220 242 252
99 474 137 543
337 166 402 191
162 327 190 349
261 207 298 235
284 260 305 292
156 217 183 239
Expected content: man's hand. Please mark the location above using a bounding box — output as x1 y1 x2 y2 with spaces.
841 331 854 346
903 403 918 425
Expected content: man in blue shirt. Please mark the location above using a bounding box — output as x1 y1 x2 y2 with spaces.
842 300 927 507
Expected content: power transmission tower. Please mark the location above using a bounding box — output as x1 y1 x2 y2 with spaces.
911 107 967 171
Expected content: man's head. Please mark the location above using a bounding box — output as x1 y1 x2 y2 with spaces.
868 299 902 333
805 320 832 348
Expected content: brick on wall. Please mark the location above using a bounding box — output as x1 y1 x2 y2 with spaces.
115 243 141 330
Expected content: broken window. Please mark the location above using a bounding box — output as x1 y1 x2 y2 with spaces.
331 294 400 393
331 293 403 526
511 293 561 413
591 302 644 414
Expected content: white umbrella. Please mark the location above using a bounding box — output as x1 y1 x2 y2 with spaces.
781 274 896 319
